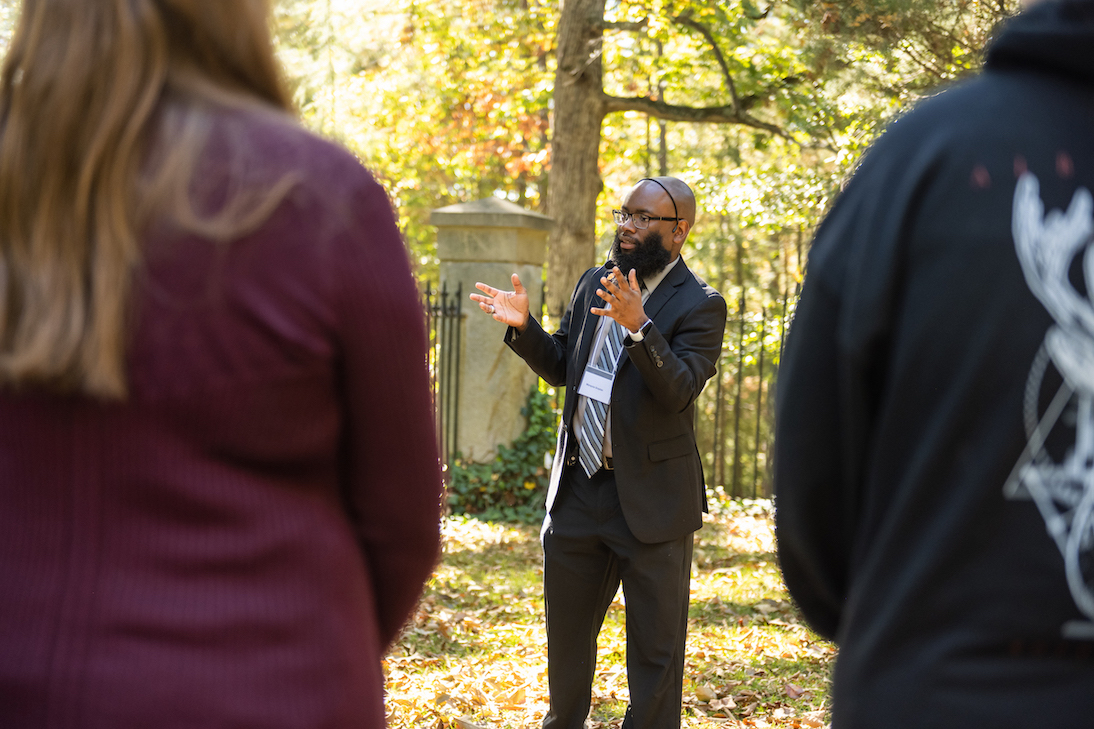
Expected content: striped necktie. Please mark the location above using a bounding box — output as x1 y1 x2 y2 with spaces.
577 319 626 477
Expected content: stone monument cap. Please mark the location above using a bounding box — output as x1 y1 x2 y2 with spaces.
431 197 553 232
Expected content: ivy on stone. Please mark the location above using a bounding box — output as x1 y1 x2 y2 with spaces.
447 386 560 524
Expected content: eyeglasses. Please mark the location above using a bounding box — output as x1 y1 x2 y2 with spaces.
615 178 682 232
612 210 681 230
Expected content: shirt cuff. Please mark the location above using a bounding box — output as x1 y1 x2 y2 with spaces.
627 319 653 342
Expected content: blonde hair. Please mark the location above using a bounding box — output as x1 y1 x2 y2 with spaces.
0 0 294 399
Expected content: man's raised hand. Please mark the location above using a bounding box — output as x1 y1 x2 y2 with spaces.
471 274 530 332
591 267 647 333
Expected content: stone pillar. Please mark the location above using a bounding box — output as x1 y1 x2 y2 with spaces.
431 197 552 463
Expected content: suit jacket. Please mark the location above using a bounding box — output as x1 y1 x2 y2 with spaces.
507 257 726 543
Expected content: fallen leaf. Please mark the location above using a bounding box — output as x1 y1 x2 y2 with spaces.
785 683 806 699
801 710 826 727
505 685 526 705
711 697 737 710
453 718 487 729
695 685 718 702
386 514 832 728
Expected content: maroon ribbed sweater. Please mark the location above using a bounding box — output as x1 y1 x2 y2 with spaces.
0 109 443 728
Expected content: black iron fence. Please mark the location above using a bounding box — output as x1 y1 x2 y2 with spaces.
422 279 779 499
423 282 462 480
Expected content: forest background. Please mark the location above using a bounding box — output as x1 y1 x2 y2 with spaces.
0 0 1020 502
271 0 1020 503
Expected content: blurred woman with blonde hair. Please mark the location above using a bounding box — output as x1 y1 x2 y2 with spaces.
0 1 442 726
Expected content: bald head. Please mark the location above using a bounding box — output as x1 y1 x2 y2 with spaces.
638 177 697 227
617 176 697 262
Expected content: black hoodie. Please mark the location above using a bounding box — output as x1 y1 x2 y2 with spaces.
776 3 1094 727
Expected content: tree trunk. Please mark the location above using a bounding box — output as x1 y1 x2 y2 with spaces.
712 221 729 489
543 0 608 318
658 119 668 177
779 233 791 363
731 234 746 497
752 306 766 498
655 41 667 176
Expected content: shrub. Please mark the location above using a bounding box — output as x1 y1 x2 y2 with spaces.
447 386 559 523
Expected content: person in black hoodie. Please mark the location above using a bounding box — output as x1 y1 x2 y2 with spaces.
775 1 1094 726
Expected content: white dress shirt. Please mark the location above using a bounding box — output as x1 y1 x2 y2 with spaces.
571 256 681 462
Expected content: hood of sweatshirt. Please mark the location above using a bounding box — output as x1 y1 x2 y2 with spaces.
987 0 1094 83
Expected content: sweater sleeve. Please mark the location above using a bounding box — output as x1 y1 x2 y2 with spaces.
330 170 443 648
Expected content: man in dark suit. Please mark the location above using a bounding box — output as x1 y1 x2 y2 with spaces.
472 177 726 728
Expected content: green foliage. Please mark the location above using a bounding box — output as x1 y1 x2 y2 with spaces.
792 0 1020 104
271 0 1018 498
447 385 559 524
275 0 555 285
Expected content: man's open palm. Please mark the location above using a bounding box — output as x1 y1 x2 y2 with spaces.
471 274 530 331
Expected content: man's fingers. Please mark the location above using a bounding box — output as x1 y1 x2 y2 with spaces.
628 269 640 291
474 282 498 296
470 295 495 312
512 274 526 294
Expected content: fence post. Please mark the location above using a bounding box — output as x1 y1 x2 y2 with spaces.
430 197 552 464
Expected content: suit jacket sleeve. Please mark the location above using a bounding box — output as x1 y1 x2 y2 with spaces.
504 267 598 387
333 173 443 648
623 291 727 415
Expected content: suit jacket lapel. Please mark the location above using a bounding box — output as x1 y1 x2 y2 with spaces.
574 265 608 370
573 259 688 378
642 256 689 323
613 258 689 377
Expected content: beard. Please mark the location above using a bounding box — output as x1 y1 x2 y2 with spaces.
609 229 672 282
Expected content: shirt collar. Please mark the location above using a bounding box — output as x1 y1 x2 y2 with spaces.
640 255 681 298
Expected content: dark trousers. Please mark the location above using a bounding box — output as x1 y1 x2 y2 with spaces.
541 464 694 729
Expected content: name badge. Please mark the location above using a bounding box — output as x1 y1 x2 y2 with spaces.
578 365 614 404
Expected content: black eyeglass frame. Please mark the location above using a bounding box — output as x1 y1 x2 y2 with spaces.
613 177 682 233
611 210 680 230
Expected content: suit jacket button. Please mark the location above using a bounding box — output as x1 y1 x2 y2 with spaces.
656 360 663 368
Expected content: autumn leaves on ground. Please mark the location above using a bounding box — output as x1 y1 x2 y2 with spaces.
384 501 835 728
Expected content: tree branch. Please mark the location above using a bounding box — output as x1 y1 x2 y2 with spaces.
898 38 948 80
598 19 648 32
673 12 741 112
747 2 775 20
602 93 795 143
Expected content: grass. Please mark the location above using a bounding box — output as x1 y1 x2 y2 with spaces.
383 500 836 728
